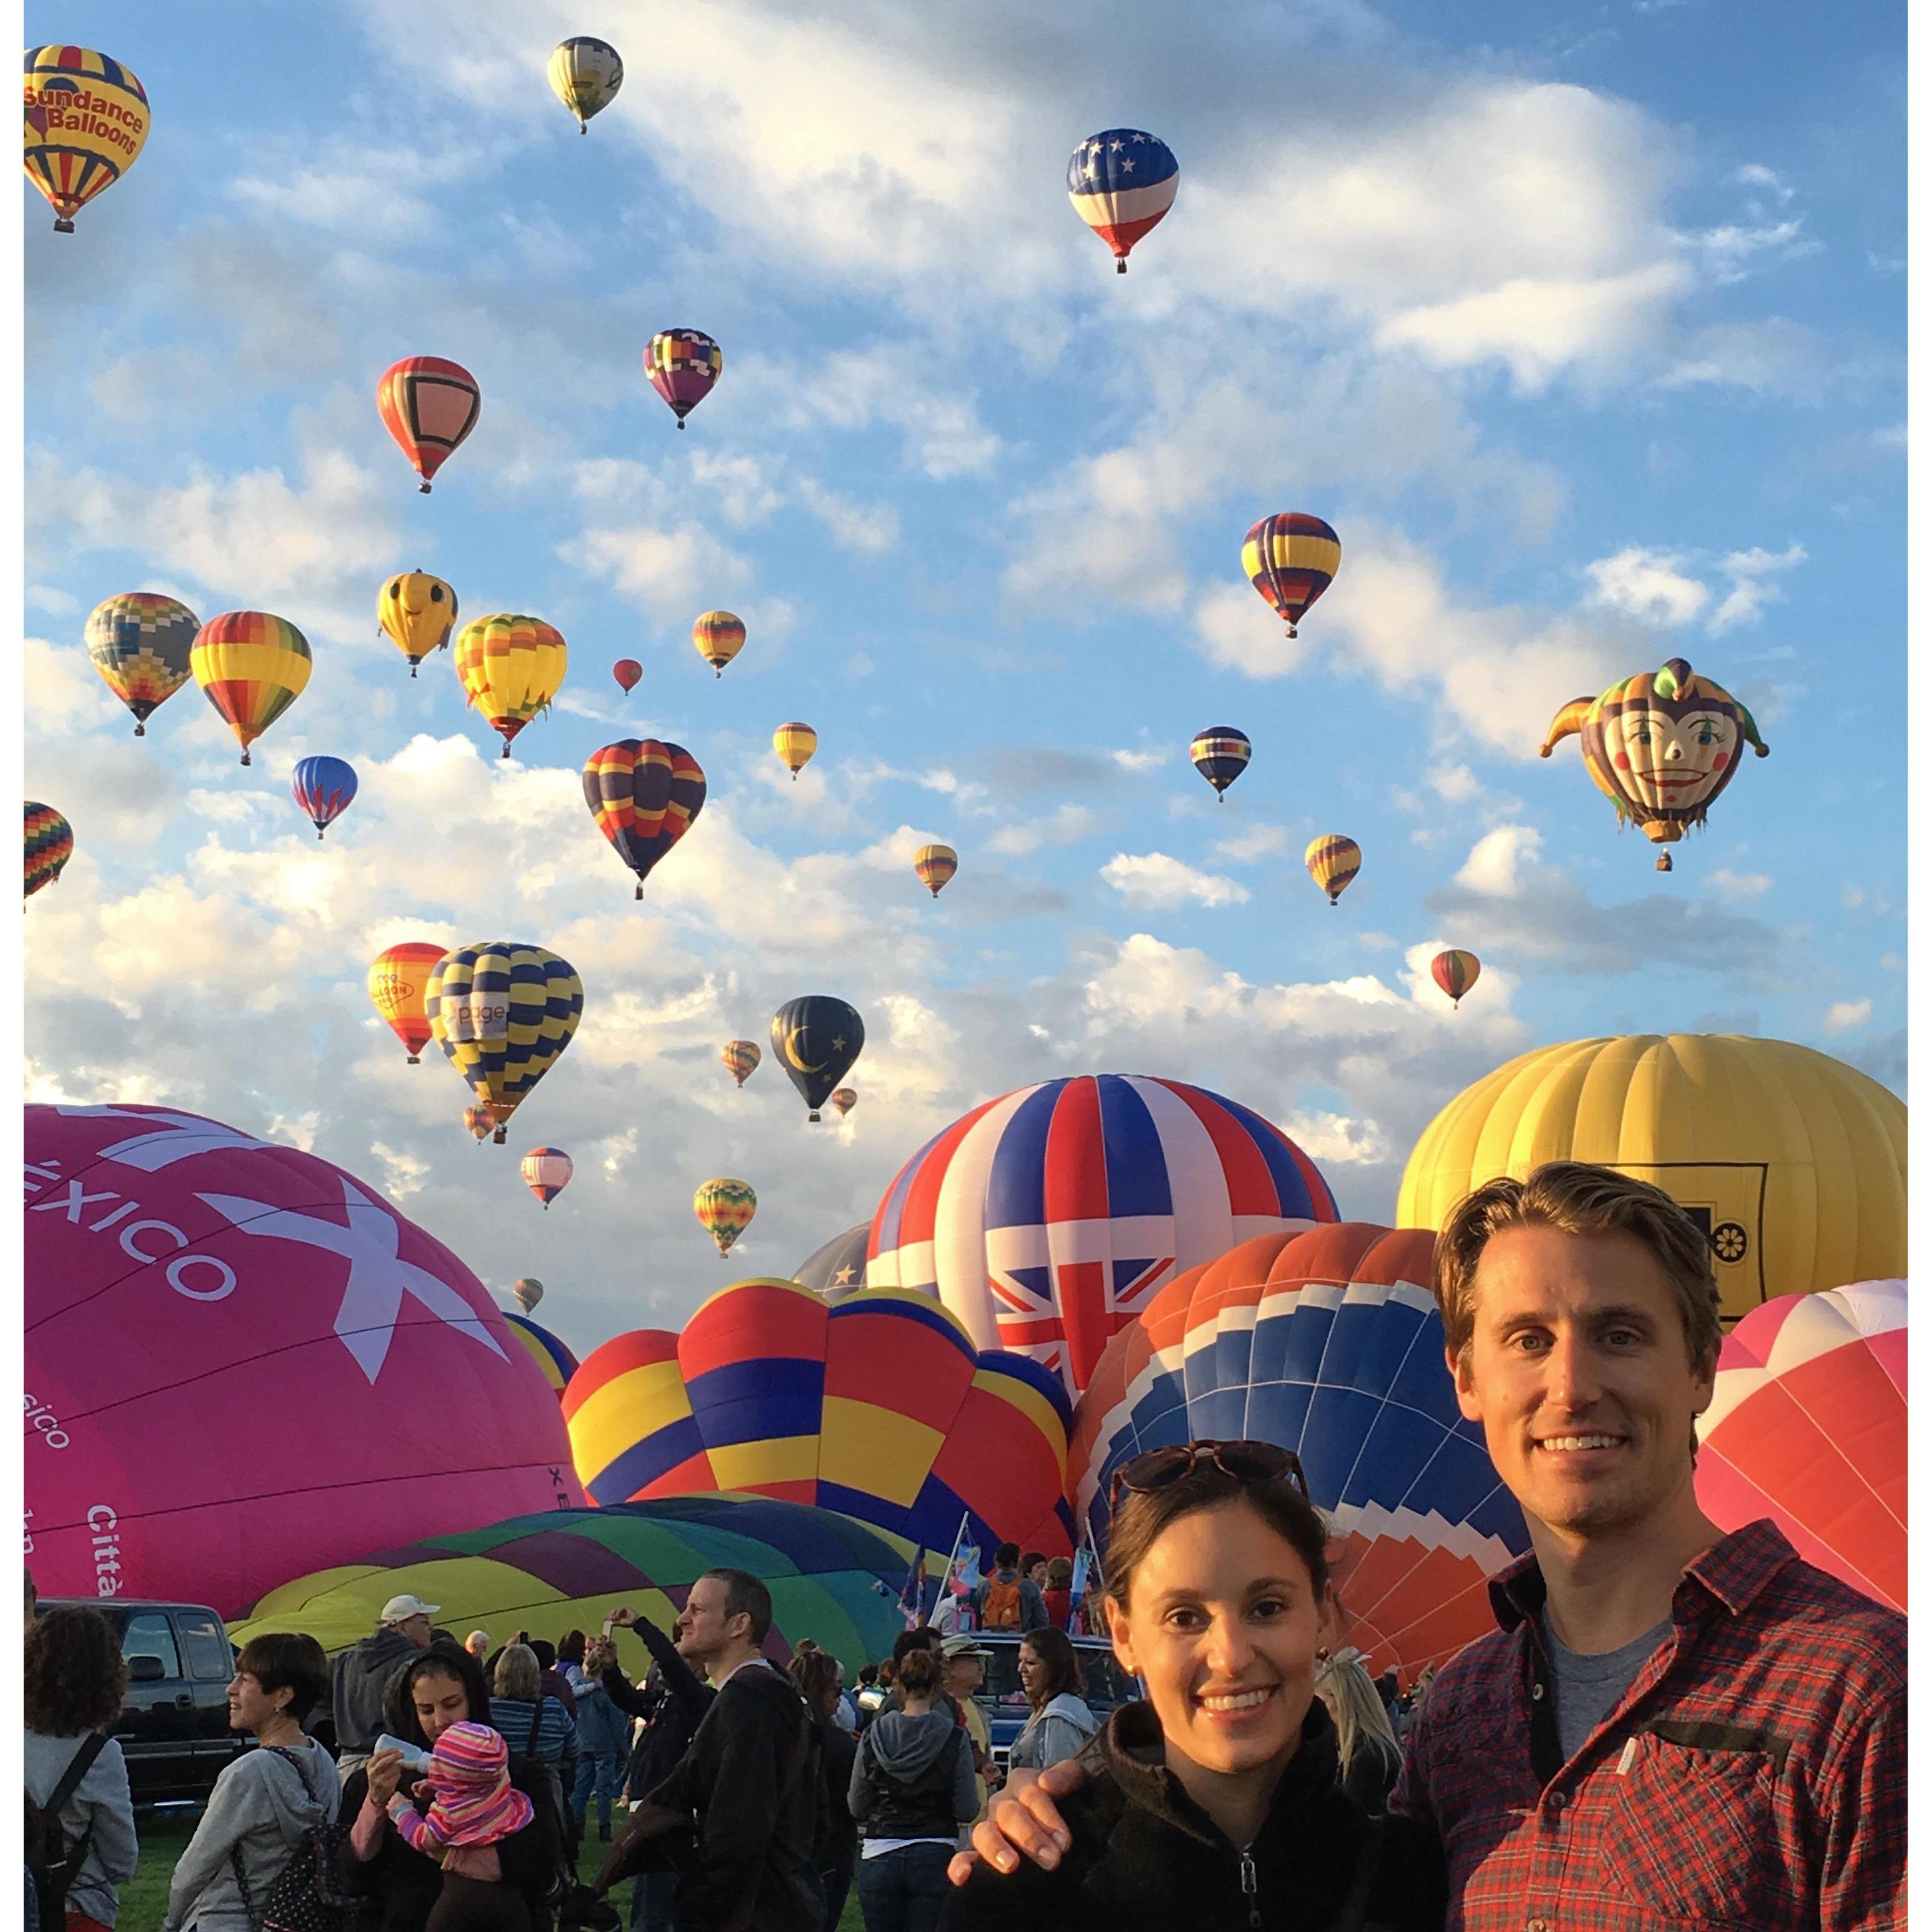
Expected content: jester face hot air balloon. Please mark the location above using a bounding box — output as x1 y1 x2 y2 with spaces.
692 611 745 677
1430 949 1480 1009
583 740 707 900
24 802 72 900
547 36 622 131
913 844 957 897
646 330 721 429
378 571 457 677
773 722 817 779
521 1147 573 1210
868 1075 1340 1397
1541 657 1768 873
1068 1225 1530 1680
291 756 357 840
426 943 584 1144
190 612 312 766
462 1103 495 1144
1305 834 1360 905
612 659 642 694
563 1280 1074 1563
378 356 481 492
22 47 150 233
721 1040 761 1088
1189 727 1250 800
85 592 199 735
454 614 567 758
503 1311 579 1400
695 1179 756 1257
1244 514 1341 637
771 996 864 1122
830 1088 857 1120
368 944 447 1064
1066 129 1178 273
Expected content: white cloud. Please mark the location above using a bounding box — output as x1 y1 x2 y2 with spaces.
1455 825 1544 898
1824 999 1872 1035
796 478 899 552
1706 869 1772 902
1110 746 1168 775
1100 853 1250 909
1708 543 1805 633
1214 822 1290 863
1581 546 1710 627
987 806 1099 856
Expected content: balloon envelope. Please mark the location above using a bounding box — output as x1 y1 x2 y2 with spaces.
23 46 150 231
454 614 566 757
513 1277 545 1315
830 1088 857 1118
426 943 584 1143
612 659 643 693
692 611 745 675
85 592 199 733
25 803 72 900
292 756 358 839
770 996 864 1120
503 1310 580 1398
695 1179 756 1256
773 723 817 777
520 1146 573 1209
547 36 622 129
913 844 957 896
721 1040 761 1087
378 356 480 491
368 943 447 1064
1066 128 1178 270
191 612 312 766
1430 949 1480 1007
1244 514 1340 637
583 740 706 898
794 1224 870 1303
1189 728 1251 797
378 571 458 675
646 330 721 425
1305 834 1361 904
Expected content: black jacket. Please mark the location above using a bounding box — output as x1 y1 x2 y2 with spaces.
331 1630 420 1756
849 1710 976 1844
941 1700 1445 1932
602 1617 715 1801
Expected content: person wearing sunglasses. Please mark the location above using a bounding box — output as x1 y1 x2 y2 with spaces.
940 1439 1446 1930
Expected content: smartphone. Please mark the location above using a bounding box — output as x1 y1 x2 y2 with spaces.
373 1733 433 1773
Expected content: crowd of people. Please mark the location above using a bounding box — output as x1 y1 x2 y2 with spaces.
22 1164 1908 1932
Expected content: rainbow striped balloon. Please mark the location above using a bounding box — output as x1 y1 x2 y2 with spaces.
24 802 72 900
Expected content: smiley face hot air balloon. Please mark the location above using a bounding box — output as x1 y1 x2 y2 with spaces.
1244 514 1341 637
771 996 864 1123
692 611 745 677
695 1179 756 1257
1430 949 1480 1009
1541 657 1769 873
521 1147 573 1210
1305 834 1360 905
721 1040 761 1088
773 723 817 781
22 46 150 233
291 756 358 840
583 740 707 900
378 356 481 493
190 612 312 766
368 943 447 1065
1067 129 1178 273
25 802 72 900
1189 727 1250 801
85 592 199 735
546 36 622 131
378 571 458 677
646 330 721 429
426 943 584 1144
913 844 957 897
454 614 567 758
612 659 642 694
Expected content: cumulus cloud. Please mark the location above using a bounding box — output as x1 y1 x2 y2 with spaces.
1100 854 1251 910
1582 547 1710 627
1708 543 1806 633
1824 999 1872 1035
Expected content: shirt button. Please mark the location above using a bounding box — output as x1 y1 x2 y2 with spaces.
1527 1920 1548 1932
1547 1791 1566 1814
1531 1682 1545 1700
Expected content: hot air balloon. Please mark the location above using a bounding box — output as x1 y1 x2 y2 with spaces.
694 1179 756 1257
521 1147 573 1209
830 1088 857 1120
291 756 358 840
1541 657 1769 873
721 1040 761 1087
368 945 449 1065
1305 834 1361 905
913 844 958 897
583 740 707 899
692 611 745 677
868 1074 1340 1397
503 1311 579 1399
1397 1034 1907 1325
24 1103 581 1616
773 722 817 780
453 614 567 758
84 592 199 734
1430 949 1480 1009
24 802 72 900
546 36 622 131
463 1104 495 1144
563 1281 1075 1563
513 1277 544 1315
1068 1225 1530 1681
1244 514 1341 637
793 1224 870 1302
646 330 721 429
1189 727 1251 800
612 659 642 694
378 571 458 677
22 46 150 233
189 611 312 766
378 356 481 493
771 996 864 1122
426 943 584 1144
1695 1280 1905 1611
1066 129 1179 273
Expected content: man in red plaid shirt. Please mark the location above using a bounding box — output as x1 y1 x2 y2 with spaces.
953 1161 1906 1930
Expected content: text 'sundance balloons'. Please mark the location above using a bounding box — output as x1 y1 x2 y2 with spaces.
291 756 358 840
378 356 480 492
25 803 72 900
378 571 458 677
23 46 150 232
1066 129 1178 272
191 612 312 766
85 593 199 735
24 1103 581 1614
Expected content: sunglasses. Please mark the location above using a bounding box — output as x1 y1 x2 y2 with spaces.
1108 1439 1310 1513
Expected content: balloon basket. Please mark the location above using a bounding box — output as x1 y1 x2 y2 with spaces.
677 419 686 431
1116 259 1126 274
53 218 73 234
635 885 643 901
407 1055 420 1065
1657 854 1673 873
419 482 432 494
240 752 252 767
493 1128 507 1144
808 1110 822 1123
316 829 325 841
133 723 145 737
409 664 419 678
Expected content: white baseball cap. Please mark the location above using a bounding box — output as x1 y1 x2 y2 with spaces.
381 1594 440 1624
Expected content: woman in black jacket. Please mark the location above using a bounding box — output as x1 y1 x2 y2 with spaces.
941 1442 1446 1931
788 1647 859 1932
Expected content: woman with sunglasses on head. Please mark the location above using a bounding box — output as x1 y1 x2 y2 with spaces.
941 1442 1446 1932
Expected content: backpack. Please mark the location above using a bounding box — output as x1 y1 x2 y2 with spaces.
227 1748 366 1932
981 1576 1022 1630
26 1733 106 1932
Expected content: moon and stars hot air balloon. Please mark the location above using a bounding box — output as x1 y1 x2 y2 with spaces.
773 723 817 780
378 571 458 677
1430 949 1480 1009
867 1075 1340 1397
1066 129 1178 274
1244 514 1341 638
1397 1034 1907 1325
426 943 584 1145
1305 834 1360 905
830 1088 857 1120
454 614 567 758
512 1278 544 1315
692 611 745 677
24 802 72 900
463 1103 495 1144
1189 727 1251 801
695 1179 756 1257
368 943 447 1065
22 46 150 233
793 1224 870 1302
646 330 721 429
546 36 622 131
84 592 198 735
291 756 358 840
583 740 707 900
520 1147 573 1210
503 1311 579 1399
190 611 312 766
721 1040 761 1088
378 356 481 493
771 996 864 1123
1540 657 1769 873
913 844 957 897
612 659 642 694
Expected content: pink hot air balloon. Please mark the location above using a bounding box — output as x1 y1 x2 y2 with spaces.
24 1103 584 1616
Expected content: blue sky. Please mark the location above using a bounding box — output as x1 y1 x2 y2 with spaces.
22 0 1904 1360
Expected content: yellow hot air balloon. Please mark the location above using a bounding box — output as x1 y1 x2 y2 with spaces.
453 614 567 758
546 36 622 132
773 722 817 781
913 844 958 897
692 611 745 677
189 612 312 766
1397 1034 1906 1325
1304 834 1361 906
23 46 150 233
378 571 458 677
721 1040 761 1087
694 1178 756 1257
425 942 584 1143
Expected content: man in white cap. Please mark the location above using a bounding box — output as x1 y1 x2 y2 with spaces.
940 1635 998 1827
328 1592 439 1781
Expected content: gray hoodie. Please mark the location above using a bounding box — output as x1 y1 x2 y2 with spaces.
1008 1692 1098 1773
161 1738 336 1932
848 1709 977 1842
26 1731 138 1928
